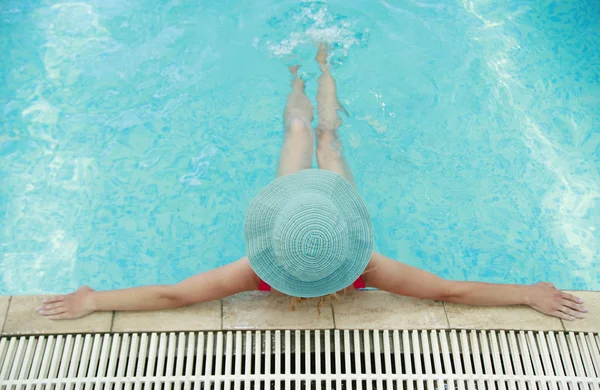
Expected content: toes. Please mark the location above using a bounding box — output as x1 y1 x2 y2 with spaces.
318 42 328 54
316 44 329 64
289 65 300 76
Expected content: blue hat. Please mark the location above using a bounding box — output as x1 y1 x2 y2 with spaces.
244 169 374 297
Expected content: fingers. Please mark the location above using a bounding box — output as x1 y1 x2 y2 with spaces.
552 298 588 321
561 291 583 304
38 307 74 320
562 298 587 313
552 310 578 321
38 297 69 320
39 307 66 316
43 295 65 304
538 285 588 321
557 292 587 321
38 302 65 311
558 306 586 320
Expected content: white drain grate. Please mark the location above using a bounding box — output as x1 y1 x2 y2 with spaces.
0 330 598 389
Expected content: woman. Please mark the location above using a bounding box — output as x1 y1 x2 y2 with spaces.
38 45 587 321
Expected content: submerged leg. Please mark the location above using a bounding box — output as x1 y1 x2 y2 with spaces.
314 44 355 185
276 65 315 177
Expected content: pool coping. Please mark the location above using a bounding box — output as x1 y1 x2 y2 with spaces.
1 290 599 335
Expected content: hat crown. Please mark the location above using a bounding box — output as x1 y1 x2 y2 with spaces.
273 193 348 282
244 169 373 298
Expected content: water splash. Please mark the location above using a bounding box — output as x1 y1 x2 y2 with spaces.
259 2 369 61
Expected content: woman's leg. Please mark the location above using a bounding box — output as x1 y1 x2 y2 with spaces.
276 66 315 177
314 44 355 185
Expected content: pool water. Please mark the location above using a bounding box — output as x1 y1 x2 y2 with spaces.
1 0 599 295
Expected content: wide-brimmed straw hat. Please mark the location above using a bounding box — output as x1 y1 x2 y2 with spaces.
244 169 374 297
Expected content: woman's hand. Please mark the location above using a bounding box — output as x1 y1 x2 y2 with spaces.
35 257 258 319
526 282 587 320
37 285 96 320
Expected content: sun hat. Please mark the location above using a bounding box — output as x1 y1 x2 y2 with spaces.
244 169 374 298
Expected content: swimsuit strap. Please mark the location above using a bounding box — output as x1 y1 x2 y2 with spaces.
258 276 366 292
258 279 271 291
352 276 366 289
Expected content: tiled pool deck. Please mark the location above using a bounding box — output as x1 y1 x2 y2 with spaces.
1 291 598 335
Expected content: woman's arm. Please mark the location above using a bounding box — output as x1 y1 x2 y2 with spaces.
38 256 259 320
362 252 588 321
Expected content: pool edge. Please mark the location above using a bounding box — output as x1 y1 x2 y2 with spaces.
2 290 599 335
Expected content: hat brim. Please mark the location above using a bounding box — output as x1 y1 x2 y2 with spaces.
244 169 374 298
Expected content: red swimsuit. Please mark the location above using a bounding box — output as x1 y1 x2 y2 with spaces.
258 276 366 292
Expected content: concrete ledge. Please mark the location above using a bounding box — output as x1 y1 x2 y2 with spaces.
1 291 598 334
562 291 600 332
0 297 10 333
444 303 563 331
223 291 335 330
3 295 112 335
333 291 448 329
112 301 221 332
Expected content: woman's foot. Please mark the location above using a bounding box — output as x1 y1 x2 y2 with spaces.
316 43 329 70
288 65 305 89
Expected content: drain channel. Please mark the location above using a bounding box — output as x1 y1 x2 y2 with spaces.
0 330 598 389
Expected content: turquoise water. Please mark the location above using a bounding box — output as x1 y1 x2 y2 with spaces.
1 0 599 295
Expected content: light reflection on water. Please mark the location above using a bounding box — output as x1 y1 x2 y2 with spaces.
1 0 598 294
